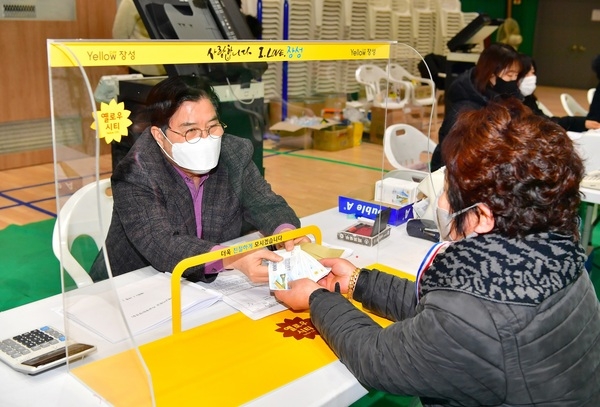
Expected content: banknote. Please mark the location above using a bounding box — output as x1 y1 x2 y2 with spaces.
268 246 330 290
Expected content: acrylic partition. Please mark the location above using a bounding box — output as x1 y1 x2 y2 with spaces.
47 39 436 406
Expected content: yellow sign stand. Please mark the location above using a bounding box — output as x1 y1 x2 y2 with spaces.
170 225 322 334
48 39 401 406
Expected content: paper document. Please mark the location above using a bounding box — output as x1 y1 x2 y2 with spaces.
196 271 286 320
195 242 352 320
300 241 347 259
64 273 221 343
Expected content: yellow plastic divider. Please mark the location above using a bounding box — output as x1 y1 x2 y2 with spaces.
73 308 338 407
48 40 393 68
72 255 416 406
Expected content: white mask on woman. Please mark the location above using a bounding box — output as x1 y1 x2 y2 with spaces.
158 131 221 175
433 193 481 241
519 75 537 97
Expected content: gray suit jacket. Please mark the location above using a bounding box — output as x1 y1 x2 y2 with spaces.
99 129 300 282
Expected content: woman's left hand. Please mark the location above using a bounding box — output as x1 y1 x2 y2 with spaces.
274 278 321 311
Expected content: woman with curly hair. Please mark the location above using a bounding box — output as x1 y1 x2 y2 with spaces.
276 99 600 406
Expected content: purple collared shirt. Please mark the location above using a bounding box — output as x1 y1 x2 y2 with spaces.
173 166 225 273
173 166 296 275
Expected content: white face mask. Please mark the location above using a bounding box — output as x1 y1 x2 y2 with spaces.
433 192 480 241
519 75 537 97
158 130 221 175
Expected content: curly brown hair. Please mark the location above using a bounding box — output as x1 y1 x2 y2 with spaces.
442 99 584 239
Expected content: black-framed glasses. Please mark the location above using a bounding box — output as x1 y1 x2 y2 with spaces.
166 122 227 144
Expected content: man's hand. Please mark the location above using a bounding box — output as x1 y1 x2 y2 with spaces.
276 228 311 251
223 248 283 283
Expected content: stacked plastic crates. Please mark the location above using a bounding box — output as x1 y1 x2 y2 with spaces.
390 0 417 75
432 0 463 57
313 0 345 95
411 0 436 72
256 0 285 102
341 0 370 95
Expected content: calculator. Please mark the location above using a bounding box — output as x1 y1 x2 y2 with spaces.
0 326 96 375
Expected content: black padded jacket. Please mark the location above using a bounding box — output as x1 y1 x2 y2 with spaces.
308 233 600 406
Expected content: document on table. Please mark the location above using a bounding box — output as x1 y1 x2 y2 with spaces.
62 273 221 343
196 270 286 320
195 242 353 320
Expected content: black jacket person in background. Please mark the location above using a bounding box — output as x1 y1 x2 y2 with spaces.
517 53 600 132
587 54 600 122
430 43 522 171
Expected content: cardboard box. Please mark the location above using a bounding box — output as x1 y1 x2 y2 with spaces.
374 178 419 206
269 101 306 124
269 118 339 134
338 187 414 226
414 84 434 100
269 97 326 124
269 118 340 149
369 106 407 144
317 92 347 109
312 125 353 151
337 224 391 247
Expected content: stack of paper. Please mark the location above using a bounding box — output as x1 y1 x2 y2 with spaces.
197 271 286 321
64 273 221 343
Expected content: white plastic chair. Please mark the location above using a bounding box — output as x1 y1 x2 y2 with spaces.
537 100 554 117
588 88 596 105
387 62 438 128
383 123 437 171
384 169 428 183
355 64 410 109
560 93 588 117
387 63 436 107
52 179 113 288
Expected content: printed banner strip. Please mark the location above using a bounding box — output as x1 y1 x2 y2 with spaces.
47 40 393 67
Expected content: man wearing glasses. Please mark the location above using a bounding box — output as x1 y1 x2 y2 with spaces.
91 75 306 284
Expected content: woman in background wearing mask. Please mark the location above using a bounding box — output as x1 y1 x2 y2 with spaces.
91 76 306 283
275 99 600 406
430 43 522 171
518 54 600 132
